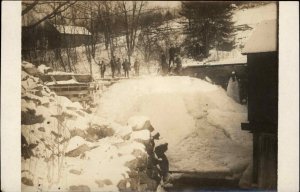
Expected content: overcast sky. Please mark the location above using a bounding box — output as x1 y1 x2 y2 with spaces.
147 1 181 9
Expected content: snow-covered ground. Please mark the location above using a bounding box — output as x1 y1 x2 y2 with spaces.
182 2 277 67
21 62 161 191
96 76 252 178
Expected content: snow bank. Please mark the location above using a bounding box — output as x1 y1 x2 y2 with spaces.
21 61 159 192
96 76 252 177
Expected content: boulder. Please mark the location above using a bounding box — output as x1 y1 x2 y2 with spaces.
127 116 154 132
69 185 91 192
130 129 151 144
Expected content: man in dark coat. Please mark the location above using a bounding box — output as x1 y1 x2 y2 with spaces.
174 54 182 75
99 60 106 78
146 132 161 183
110 56 116 78
154 143 169 182
122 59 131 78
160 52 168 75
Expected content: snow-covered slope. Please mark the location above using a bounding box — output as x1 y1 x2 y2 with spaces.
182 2 277 67
21 62 161 191
96 76 252 177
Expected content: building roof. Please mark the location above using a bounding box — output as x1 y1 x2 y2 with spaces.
242 20 277 54
53 25 91 35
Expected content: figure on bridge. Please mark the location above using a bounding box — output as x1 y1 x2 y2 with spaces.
99 60 106 78
174 54 182 75
134 59 140 76
116 58 122 76
122 59 131 78
169 45 176 72
110 56 116 78
160 51 168 75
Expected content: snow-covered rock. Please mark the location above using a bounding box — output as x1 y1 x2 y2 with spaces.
37 64 53 74
130 129 151 143
128 115 154 132
22 61 41 76
21 61 158 192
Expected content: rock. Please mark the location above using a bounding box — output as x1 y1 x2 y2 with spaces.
108 122 132 139
69 169 82 175
86 125 115 140
38 127 45 132
127 116 154 132
70 129 86 138
37 64 53 74
95 179 113 188
65 144 91 157
22 61 41 76
21 109 45 125
69 185 91 192
21 177 34 186
130 129 151 144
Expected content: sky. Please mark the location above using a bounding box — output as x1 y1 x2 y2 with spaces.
147 1 181 9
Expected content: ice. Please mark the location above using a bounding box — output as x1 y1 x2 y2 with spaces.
96 76 251 176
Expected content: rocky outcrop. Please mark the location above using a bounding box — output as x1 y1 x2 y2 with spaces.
21 62 164 192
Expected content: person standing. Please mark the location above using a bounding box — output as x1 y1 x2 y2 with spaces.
160 52 168 75
110 56 116 78
174 54 182 75
226 71 240 103
99 60 106 78
168 45 176 71
134 59 140 76
154 143 169 182
123 59 131 78
116 58 121 76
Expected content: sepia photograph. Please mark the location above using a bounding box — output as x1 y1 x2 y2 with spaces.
1 1 298 192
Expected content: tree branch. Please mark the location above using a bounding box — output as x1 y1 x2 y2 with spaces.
22 0 39 16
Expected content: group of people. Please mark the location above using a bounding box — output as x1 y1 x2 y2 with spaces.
97 45 182 78
97 56 140 78
160 45 182 76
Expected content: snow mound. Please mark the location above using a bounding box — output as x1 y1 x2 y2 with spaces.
96 76 252 176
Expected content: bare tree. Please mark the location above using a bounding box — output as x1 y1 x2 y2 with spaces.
119 1 146 63
22 1 77 29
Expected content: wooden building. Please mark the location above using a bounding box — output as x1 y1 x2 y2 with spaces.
241 19 278 189
22 21 92 52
